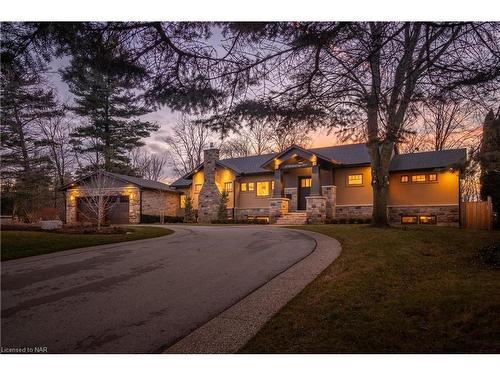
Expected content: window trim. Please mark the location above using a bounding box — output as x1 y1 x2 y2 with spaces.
347 174 363 187
240 182 247 192
411 174 427 183
248 182 255 191
224 181 233 192
428 173 438 182
400 175 409 183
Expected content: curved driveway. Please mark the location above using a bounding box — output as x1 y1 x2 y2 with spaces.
1 225 316 353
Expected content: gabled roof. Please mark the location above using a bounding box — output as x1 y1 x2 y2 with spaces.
170 144 467 187
62 171 178 192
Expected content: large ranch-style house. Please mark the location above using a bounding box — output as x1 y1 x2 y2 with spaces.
62 143 466 226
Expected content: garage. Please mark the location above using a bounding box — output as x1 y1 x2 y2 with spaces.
76 195 130 224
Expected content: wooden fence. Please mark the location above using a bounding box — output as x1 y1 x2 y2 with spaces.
461 196 493 230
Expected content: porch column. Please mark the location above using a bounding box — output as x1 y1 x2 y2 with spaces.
273 168 284 198
311 164 321 196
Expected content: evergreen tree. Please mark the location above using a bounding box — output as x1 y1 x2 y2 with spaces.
217 190 229 221
183 196 196 223
0 52 62 221
479 108 500 224
61 32 158 175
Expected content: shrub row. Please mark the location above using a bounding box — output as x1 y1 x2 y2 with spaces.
140 214 184 223
324 217 372 224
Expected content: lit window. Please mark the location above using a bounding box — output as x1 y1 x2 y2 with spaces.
347 174 363 186
256 181 270 196
194 184 202 193
300 178 312 188
419 215 437 225
428 173 437 182
271 181 275 190
248 182 255 191
180 195 186 208
411 175 426 183
400 175 409 183
224 182 232 192
241 182 247 192
401 215 418 224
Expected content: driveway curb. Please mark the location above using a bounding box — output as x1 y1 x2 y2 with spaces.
164 228 341 354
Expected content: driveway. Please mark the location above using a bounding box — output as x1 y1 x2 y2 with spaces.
1 225 316 353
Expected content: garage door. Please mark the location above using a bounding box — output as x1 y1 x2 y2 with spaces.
77 195 130 224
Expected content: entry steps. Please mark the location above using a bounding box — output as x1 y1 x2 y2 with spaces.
275 212 307 225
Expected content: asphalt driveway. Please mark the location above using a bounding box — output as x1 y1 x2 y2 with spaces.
1 225 316 353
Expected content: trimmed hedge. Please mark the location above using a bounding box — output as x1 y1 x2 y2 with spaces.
140 214 184 223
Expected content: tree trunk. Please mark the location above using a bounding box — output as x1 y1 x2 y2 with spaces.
368 141 393 227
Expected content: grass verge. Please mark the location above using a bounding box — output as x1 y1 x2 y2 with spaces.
1 226 173 261
241 225 500 353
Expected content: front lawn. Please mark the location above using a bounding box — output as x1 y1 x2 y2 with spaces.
241 225 500 353
1 226 173 261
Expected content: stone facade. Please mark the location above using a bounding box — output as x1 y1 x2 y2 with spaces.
197 148 221 223
141 190 180 217
335 205 373 219
66 185 141 224
388 205 459 225
269 198 289 223
234 207 270 219
284 187 298 212
306 196 327 224
322 185 336 219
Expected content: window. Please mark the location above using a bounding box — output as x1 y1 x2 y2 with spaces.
419 215 437 225
400 175 409 183
401 215 418 224
224 182 232 192
248 182 255 191
256 181 270 196
428 173 438 182
271 181 275 190
300 178 312 188
241 182 247 192
347 174 363 186
180 194 186 209
411 174 426 183
194 184 202 193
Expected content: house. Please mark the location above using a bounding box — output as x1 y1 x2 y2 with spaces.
171 143 466 225
62 143 467 226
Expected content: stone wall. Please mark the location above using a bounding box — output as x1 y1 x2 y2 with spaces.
284 187 298 212
322 185 336 219
66 186 141 224
269 198 289 223
234 207 270 219
141 190 180 217
388 205 459 225
306 196 327 224
335 205 373 219
198 148 221 223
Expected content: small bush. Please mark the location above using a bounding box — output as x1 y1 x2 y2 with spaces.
478 243 500 267
338 218 347 224
211 218 268 225
140 214 183 224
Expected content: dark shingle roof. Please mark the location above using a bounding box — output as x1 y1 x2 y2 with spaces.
105 172 177 191
170 177 193 188
170 144 467 187
389 148 467 171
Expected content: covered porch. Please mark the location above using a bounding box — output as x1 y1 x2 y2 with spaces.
260 145 338 223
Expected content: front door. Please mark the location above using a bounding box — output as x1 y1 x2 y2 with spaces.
297 177 312 210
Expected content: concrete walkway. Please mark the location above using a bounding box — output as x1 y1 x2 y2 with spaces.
165 228 341 353
1 225 323 353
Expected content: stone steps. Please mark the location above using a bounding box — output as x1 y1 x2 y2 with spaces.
276 212 308 225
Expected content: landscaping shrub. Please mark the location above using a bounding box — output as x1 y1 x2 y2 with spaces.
140 214 184 223
338 218 347 224
211 218 268 224
478 242 500 267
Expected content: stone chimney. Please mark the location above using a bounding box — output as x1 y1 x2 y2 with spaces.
197 143 221 223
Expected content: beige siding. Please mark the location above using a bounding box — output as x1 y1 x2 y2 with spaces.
388 170 459 205
236 175 274 208
334 166 373 205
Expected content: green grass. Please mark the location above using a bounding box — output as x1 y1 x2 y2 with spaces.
1 226 173 261
241 225 500 353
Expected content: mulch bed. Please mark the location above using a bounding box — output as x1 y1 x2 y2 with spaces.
1 223 129 235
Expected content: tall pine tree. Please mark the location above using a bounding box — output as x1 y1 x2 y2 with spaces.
61 32 158 175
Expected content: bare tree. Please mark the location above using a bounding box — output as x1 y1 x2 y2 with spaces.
77 171 120 230
221 122 274 158
163 116 218 176
129 147 169 181
270 124 312 152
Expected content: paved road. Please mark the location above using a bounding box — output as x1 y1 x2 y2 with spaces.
1 225 315 353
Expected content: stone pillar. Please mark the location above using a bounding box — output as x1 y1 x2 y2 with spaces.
306 195 327 224
284 187 298 212
311 164 321 196
269 197 289 224
66 189 78 223
273 168 284 198
321 185 337 219
198 147 221 223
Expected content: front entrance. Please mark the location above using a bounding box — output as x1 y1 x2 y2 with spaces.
297 177 312 210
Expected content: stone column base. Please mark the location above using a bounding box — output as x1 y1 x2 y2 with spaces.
269 198 289 224
306 195 327 224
